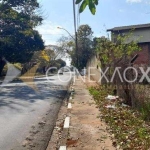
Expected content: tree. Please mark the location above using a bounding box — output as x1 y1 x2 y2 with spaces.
76 0 99 15
56 36 74 63
44 49 56 61
93 35 140 69
31 49 51 67
56 59 66 68
48 59 66 70
56 25 94 70
56 36 74 58
0 0 44 75
93 35 141 106
71 24 94 69
32 47 66 74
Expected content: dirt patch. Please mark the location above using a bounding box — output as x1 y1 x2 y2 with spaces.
67 139 79 147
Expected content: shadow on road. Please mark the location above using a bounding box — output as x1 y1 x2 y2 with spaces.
0 80 67 110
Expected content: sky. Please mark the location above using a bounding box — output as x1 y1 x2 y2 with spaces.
36 0 150 46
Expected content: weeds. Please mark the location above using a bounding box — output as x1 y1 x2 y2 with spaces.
140 102 150 121
89 86 150 150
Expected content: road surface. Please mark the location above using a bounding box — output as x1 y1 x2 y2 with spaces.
0 72 72 150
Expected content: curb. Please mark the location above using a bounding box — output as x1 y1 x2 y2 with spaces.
59 146 66 150
58 82 75 150
64 117 70 129
45 77 73 150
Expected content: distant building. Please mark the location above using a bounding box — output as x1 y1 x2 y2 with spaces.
107 23 150 65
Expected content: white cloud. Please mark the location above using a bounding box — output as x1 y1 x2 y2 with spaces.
126 0 142 3
35 20 74 45
35 21 65 45
36 21 63 36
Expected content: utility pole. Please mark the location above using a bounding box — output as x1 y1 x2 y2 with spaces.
73 0 78 69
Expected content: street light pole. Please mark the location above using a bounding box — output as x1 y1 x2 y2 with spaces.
57 27 75 40
57 0 78 68
57 27 79 69
73 0 79 68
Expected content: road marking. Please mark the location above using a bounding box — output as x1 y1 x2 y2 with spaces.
68 103 72 109
69 97 72 100
64 117 70 128
59 146 66 150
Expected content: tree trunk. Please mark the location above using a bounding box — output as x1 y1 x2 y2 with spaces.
0 57 6 77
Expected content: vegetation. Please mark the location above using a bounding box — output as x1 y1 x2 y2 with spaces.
76 0 99 15
66 24 94 70
93 34 141 106
93 34 140 69
56 25 94 70
20 47 66 75
57 36 73 59
0 0 44 76
89 86 150 149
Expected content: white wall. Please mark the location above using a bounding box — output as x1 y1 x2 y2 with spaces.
112 28 150 43
86 55 101 84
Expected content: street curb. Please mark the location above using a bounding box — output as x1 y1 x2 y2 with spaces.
67 103 72 109
64 117 70 129
59 146 66 150
59 81 75 150
45 78 74 150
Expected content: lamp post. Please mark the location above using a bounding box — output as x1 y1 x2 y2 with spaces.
57 27 75 40
57 27 78 68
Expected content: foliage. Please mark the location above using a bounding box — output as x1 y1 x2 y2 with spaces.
30 49 51 69
56 25 94 70
89 86 150 149
71 24 94 69
56 59 66 68
93 34 141 106
93 34 140 68
44 49 56 61
49 59 66 69
76 0 99 15
32 48 63 73
134 84 150 121
40 50 50 62
57 36 74 58
0 0 44 75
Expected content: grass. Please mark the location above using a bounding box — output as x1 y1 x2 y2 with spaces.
140 103 150 121
89 86 150 150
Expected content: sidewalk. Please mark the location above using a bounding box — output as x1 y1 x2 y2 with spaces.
47 76 116 150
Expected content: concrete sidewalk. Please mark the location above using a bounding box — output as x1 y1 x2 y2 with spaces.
47 76 116 150
67 77 115 150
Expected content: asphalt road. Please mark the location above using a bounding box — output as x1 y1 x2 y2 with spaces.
0 72 72 150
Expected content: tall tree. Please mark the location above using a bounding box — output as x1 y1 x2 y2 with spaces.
71 24 94 69
93 35 140 105
0 0 44 75
57 36 74 59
